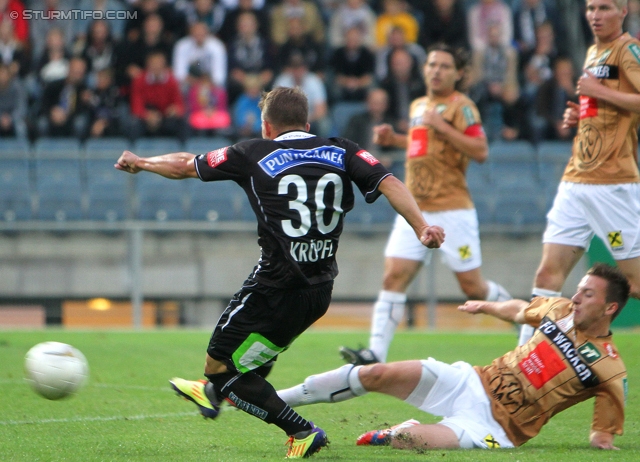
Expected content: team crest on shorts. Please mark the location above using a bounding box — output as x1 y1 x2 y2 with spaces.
607 231 624 249
458 245 472 260
483 434 500 449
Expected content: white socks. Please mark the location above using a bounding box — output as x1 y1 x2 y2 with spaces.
369 290 407 363
518 287 562 346
486 280 512 302
277 364 366 407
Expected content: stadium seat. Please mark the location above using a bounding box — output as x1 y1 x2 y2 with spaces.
0 158 33 220
187 180 252 221
0 138 31 159
347 191 396 228
472 194 496 225
330 101 367 137
493 184 546 227
133 138 182 158
185 137 233 155
488 140 537 162
135 173 187 221
34 158 84 220
84 137 131 159
33 137 82 158
85 158 132 221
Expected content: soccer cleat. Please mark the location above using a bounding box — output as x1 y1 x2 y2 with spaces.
285 423 328 459
339 346 379 365
169 378 220 419
356 419 421 446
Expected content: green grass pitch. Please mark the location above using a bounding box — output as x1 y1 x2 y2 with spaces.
1 329 639 461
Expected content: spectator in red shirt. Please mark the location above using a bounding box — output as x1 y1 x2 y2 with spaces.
128 50 187 141
0 0 28 45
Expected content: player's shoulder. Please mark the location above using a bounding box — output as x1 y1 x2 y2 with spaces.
410 95 429 108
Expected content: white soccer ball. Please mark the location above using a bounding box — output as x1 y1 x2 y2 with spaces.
24 342 89 400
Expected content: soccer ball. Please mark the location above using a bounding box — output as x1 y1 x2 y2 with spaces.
24 342 89 400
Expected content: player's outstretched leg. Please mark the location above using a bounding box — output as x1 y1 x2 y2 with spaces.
169 378 220 419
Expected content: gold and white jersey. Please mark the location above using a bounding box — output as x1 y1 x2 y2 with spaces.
563 32 640 184
475 297 627 447
404 91 485 212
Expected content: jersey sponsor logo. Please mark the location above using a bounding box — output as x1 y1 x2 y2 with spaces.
206 147 228 167
604 342 619 359
356 149 380 165
518 341 567 389
258 145 346 178
408 127 428 158
608 231 624 249
579 95 598 119
458 245 472 260
483 434 500 449
463 106 476 126
578 342 601 364
585 65 619 79
538 317 600 388
629 43 640 63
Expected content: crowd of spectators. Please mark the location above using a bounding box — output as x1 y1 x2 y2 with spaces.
0 0 611 145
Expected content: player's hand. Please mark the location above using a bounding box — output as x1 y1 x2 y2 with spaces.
458 300 487 315
419 225 444 248
561 101 579 129
373 124 395 146
422 108 446 132
576 70 602 98
115 150 141 174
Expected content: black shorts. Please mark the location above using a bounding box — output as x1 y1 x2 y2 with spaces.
207 280 333 373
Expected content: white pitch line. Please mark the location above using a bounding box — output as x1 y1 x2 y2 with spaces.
0 411 197 426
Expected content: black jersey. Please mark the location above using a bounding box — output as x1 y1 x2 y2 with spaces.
194 130 392 288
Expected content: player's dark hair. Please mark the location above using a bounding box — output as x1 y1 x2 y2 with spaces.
586 263 630 319
258 87 308 130
426 43 469 71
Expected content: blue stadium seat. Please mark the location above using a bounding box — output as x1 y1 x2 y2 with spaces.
0 158 33 220
85 159 131 220
84 137 131 159
33 137 82 158
34 159 84 220
493 185 546 227
133 138 182 158
473 194 496 225
0 138 31 158
185 137 233 155
135 173 187 221
466 160 492 192
330 101 367 137
488 140 537 162
187 179 252 221
347 191 396 227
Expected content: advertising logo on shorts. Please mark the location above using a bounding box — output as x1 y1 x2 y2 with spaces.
207 147 228 168
608 231 624 250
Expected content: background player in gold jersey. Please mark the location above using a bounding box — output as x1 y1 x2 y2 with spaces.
340 43 511 366
520 0 640 345
278 263 628 451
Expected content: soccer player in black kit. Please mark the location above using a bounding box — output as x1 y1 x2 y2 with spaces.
115 87 444 458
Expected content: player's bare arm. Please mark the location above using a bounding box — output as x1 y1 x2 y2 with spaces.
423 109 488 162
372 124 407 149
458 299 528 324
115 150 199 179
590 430 618 450
378 175 444 248
577 70 640 114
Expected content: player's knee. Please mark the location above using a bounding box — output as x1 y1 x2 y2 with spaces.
459 282 486 300
534 265 564 291
358 363 391 392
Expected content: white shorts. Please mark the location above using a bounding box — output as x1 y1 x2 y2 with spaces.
384 209 482 273
405 359 514 449
544 182 640 259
